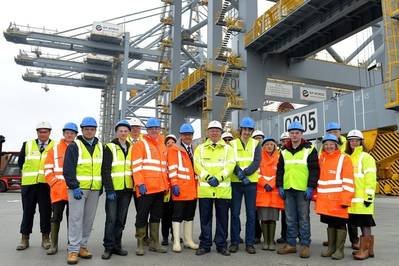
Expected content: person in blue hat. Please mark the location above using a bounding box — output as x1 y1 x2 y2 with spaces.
326 122 347 153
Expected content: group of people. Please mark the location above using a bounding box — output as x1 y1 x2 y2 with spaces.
16 115 377 264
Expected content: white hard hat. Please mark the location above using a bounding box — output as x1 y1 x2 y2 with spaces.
36 121 52 130
221 132 233 140
347 129 364 140
252 130 264 138
207 120 222 130
280 132 290 140
129 117 142 127
165 134 177 142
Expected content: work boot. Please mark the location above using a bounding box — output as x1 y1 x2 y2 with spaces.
101 250 112 260
228 244 239 253
135 226 146 256
47 223 60 255
67 252 79 265
149 223 167 253
268 222 277 251
299 245 310 258
277 244 297 254
353 235 371 260
41 233 51 250
78 247 92 259
16 234 29 251
331 229 347 260
113 247 128 256
183 221 199 249
321 228 336 257
172 222 182 252
261 223 269 250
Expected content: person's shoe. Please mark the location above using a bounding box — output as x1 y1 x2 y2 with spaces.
16 234 29 251
67 252 79 265
113 248 128 256
321 228 336 257
195 247 210 256
353 236 371 260
261 223 269 250
135 226 146 256
161 237 169 246
246 245 256 254
277 244 297 255
148 223 167 253
331 229 346 260
78 247 92 259
299 245 310 258
268 222 277 251
183 221 199 249
322 241 328 246
276 237 286 244
41 233 51 250
101 250 112 260
47 222 60 255
172 222 182 253
217 248 230 256
228 244 239 253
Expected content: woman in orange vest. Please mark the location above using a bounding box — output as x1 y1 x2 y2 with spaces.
256 136 284 251
44 122 78 255
315 134 354 260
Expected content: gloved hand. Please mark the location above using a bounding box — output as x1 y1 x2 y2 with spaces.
364 200 372 207
304 187 313 200
106 191 117 201
242 177 251 185
238 171 247 181
278 187 286 199
73 188 83 200
138 184 147 196
264 184 273 192
172 185 180 196
208 176 219 187
341 204 349 209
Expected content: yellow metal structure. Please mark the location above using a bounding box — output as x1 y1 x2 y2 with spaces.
129 89 137 98
227 55 245 70
160 80 170 92
171 68 206 101
160 59 172 70
161 16 174 26
160 38 173 48
161 0 174 4
225 17 245 32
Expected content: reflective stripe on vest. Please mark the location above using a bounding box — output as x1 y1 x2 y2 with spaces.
230 138 259 182
282 145 313 191
52 143 65 180
131 139 167 174
168 150 191 180
106 143 133 190
75 139 103 190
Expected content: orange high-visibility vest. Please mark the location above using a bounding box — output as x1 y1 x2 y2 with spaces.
256 149 284 209
315 150 354 219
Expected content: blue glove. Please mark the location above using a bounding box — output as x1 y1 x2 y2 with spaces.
106 192 117 201
73 188 83 200
208 176 219 187
264 184 273 192
304 187 313 200
172 185 180 196
238 171 247 181
242 177 251 185
138 184 147 196
278 187 286 199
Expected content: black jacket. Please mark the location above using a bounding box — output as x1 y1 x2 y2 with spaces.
276 139 320 189
18 139 53 169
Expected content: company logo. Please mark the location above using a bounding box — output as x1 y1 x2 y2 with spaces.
95 24 103 32
302 89 309 97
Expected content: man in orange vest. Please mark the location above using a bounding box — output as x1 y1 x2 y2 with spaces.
131 118 169 256
44 122 78 255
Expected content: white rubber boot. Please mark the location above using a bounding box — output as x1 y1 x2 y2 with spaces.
183 221 199 250
172 222 182 253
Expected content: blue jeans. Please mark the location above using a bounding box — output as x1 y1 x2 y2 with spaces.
284 189 311 247
230 182 257 246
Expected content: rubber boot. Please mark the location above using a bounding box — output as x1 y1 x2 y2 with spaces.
261 223 269 250
331 229 346 260
149 223 167 253
183 221 199 249
42 233 51 250
172 222 182 252
321 228 336 257
47 223 60 255
135 227 146 256
353 235 371 260
268 222 277 251
16 234 29 251
368 235 374 258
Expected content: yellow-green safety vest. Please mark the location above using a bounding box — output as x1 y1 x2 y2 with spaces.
282 145 314 191
106 143 133 190
194 139 235 199
22 139 55 185
230 138 259 183
75 139 103 190
339 136 347 153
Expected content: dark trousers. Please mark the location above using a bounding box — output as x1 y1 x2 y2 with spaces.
20 183 51 235
103 190 133 250
135 192 163 228
255 212 262 239
280 210 287 240
199 198 230 250
348 222 359 244
172 200 197 222
161 200 174 239
51 200 69 223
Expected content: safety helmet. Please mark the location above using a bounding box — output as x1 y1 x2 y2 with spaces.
322 133 339 143
80 117 97 128
326 122 341 132
179 123 194 134
252 130 264 139
129 117 142 127
165 134 177 143
280 132 290 140
347 129 364 140
207 120 222 130
36 121 52 130
146 118 161 128
221 132 233 140
262 136 276 146
287 121 304 132
239 117 255 129
115 119 131 131
62 122 78 133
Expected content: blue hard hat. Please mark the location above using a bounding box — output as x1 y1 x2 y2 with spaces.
240 117 255 129
146 118 161 128
262 136 276 146
179 123 194 134
115 119 131 131
326 122 341 132
63 122 78 133
322 133 338 143
287 121 304 132
80 117 97 128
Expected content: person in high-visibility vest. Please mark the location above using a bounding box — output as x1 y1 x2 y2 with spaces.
16 121 54 251
194 120 235 256
101 120 133 260
256 136 284 251
276 121 320 259
252 130 265 142
221 132 233 144
229 117 261 255
346 129 377 260
44 122 78 255
131 118 169 256
315 134 354 260
64 117 103 265
168 123 198 252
